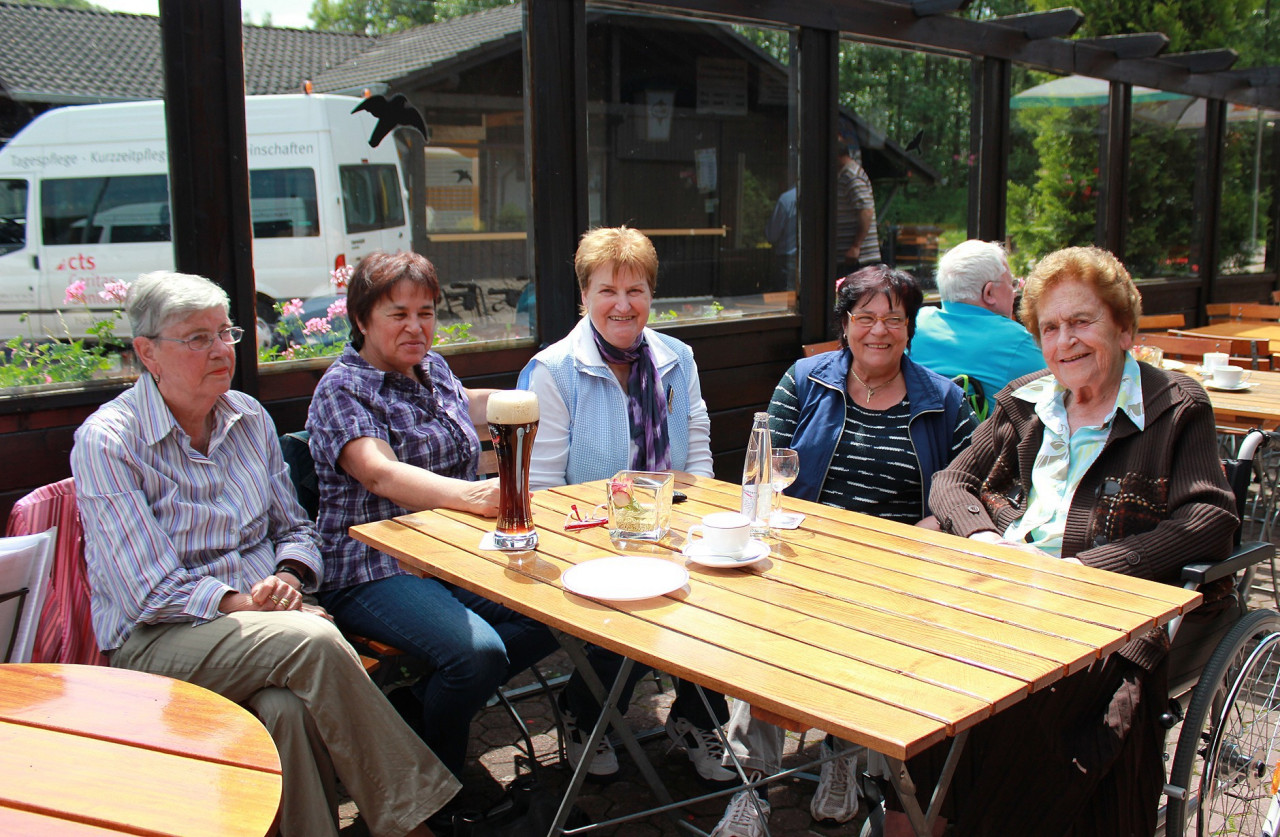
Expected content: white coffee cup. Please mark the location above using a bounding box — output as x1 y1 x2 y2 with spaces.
1212 365 1246 387
686 511 752 556
1204 351 1230 371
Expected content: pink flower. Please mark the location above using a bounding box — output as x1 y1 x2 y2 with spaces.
281 298 304 318
303 317 331 336
327 298 347 320
99 281 130 304
63 280 87 305
331 265 354 290
283 346 296 360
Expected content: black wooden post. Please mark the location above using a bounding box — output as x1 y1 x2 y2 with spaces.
159 0 258 396
973 57 1010 243
524 0 588 346
798 26 838 343
1099 81 1132 259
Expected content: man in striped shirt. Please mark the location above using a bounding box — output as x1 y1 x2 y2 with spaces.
835 142 880 276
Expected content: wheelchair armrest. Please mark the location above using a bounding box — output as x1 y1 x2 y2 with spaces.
1181 540 1275 585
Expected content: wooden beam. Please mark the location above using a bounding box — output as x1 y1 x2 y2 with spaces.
909 0 970 15
1161 49 1239 74
990 8 1083 40
1075 33 1168 60
797 26 839 344
1098 81 1130 258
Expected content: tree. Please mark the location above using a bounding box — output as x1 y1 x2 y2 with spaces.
309 0 514 35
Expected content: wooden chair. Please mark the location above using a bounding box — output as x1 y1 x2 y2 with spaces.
1169 331 1271 370
1137 313 1186 332
802 340 841 358
1133 332 1224 363
1235 303 1280 322
1271 289 1280 304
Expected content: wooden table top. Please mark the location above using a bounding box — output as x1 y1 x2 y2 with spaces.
0 664 282 836
1178 364 1280 429
1182 321 1280 352
352 477 1200 761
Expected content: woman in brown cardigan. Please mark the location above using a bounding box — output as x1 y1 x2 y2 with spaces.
885 246 1238 837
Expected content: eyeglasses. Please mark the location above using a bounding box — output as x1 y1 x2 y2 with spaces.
149 326 245 351
848 312 907 330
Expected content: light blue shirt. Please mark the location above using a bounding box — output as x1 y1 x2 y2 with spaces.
1003 354 1146 555
909 301 1045 397
71 373 322 650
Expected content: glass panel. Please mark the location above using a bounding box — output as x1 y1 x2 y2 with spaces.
838 39 971 291
42 174 170 245
1219 106 1277 275
1127 96 1202 279
1006 72 1105 276
0 179 26 256
258 2 534 368
585 3 798 325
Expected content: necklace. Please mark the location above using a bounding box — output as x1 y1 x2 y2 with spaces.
849 367 901 405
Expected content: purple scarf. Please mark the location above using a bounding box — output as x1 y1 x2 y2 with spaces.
590 323 671 471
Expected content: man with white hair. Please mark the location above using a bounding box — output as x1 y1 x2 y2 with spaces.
909 239 1044 399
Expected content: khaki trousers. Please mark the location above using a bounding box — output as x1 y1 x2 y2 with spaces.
112 610 460 837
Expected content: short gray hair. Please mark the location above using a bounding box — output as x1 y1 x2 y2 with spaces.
935 240 1009 304
128 271 230 337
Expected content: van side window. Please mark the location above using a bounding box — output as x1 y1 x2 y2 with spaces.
42 175 170 245
0 180 27 255
340 164 405 234
250 168 319 238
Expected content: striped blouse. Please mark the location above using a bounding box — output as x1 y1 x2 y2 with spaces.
70 373 322 651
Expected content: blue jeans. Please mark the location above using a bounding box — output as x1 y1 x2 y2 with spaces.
320 574 558 777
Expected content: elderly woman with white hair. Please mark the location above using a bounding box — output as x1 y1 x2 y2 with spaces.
909 239 1044 398
70 271 458 837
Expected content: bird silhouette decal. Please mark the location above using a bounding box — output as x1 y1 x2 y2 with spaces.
904 129 924 153
453 169 473 184
352 94 429 148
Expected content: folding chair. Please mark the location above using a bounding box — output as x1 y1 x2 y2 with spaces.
0 528 56 663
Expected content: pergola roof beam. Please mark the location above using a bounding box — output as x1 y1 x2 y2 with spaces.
1075 33 1168 61
908 0 970 15
991 8 1084 40
1160 49 1239 74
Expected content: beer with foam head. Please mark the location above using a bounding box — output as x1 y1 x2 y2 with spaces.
487 390 540 550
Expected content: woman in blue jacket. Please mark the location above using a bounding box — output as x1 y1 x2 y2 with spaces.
710 265 977 837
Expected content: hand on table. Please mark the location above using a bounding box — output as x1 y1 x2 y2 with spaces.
458 477 500 517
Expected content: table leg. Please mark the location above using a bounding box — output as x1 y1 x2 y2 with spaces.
554 631 685 835
883 729 967 837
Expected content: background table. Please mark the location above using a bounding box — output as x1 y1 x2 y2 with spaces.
0 664 282 836
353 475 1199 832
1181 365 1280 429
1182 321 1280 356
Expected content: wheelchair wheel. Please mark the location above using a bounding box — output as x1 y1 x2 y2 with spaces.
1166 608 1280 836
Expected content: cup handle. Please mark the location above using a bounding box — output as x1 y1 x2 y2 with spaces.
687 524 704 544
1242 372 1252 385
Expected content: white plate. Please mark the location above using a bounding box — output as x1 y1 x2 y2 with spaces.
1205 381 1254 392
562 556 689 601
682 538 771 568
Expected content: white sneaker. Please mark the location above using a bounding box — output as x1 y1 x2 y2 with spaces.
710 789 771 837
562 709 618 778
665 714 736 783
810 739 860 824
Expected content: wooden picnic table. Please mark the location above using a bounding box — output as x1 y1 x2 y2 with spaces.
1180 320 1280 355
0 663 282 836
1178 364 1280 429
352 474 1199 836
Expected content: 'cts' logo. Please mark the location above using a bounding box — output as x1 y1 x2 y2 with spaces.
56 254 96 271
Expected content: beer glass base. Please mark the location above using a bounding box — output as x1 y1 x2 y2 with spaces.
492 530 538 551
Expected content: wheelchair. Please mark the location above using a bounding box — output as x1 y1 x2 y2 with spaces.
858 429 1280 837
1162 427 1280 836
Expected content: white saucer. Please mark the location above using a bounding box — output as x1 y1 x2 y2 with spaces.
1205 381 1253 392
562 556 689 601
682 538 771 568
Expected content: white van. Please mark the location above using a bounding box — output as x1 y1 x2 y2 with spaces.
0 93 410 339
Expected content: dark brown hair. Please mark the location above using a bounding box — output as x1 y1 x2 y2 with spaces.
346 251 441 350
834 265 924 349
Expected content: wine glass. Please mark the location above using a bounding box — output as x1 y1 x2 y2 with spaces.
770 448 800 527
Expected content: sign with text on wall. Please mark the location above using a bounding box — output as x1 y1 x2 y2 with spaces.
696 57 748 116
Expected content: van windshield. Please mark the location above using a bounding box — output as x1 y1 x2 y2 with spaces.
340 164 405 234
0 179 27 255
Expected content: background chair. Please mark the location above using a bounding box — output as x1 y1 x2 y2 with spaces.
0 528 56 663
1136 313 1186 332
4 478 108 666
801 340 841 358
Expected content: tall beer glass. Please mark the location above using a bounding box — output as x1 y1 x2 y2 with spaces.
487 390 539 550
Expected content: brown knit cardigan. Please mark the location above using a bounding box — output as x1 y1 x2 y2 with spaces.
929 362 1238 670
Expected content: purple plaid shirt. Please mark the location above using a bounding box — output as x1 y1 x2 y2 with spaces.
307 345 480 591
